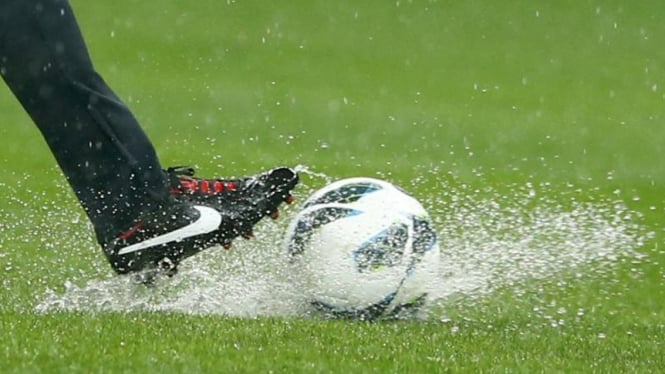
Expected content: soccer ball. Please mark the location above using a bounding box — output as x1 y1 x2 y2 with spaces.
284 177 440 320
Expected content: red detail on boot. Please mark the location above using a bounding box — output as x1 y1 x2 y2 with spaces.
118 221 144 240
180 178 198 193
200 180 210 194
175 178 239 195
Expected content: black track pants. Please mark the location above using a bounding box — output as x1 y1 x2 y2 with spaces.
0 0 170 244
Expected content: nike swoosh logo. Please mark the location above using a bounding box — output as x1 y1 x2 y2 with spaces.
117 205 222 255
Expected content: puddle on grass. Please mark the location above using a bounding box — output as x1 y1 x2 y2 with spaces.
15 166 650 319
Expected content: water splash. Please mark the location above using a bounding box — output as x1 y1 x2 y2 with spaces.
36 230 308 317
18 168 650 318
428 181 647 301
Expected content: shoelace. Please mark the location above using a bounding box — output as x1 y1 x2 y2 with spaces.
167 166 243 196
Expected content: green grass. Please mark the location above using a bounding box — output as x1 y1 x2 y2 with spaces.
2 313 662 372
1 0 664 372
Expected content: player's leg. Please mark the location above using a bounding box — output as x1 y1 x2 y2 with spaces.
0 0 299 276
0 0 167 244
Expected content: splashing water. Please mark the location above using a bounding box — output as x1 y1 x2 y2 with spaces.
429 183 647 301
20 167 649 318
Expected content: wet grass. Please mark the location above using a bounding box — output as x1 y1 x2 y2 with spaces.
1 0 664 372
2 312 663 373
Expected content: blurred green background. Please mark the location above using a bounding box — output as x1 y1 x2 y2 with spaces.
3 1 665 186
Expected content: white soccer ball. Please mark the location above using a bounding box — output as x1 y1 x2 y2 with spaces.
284 177 440 320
